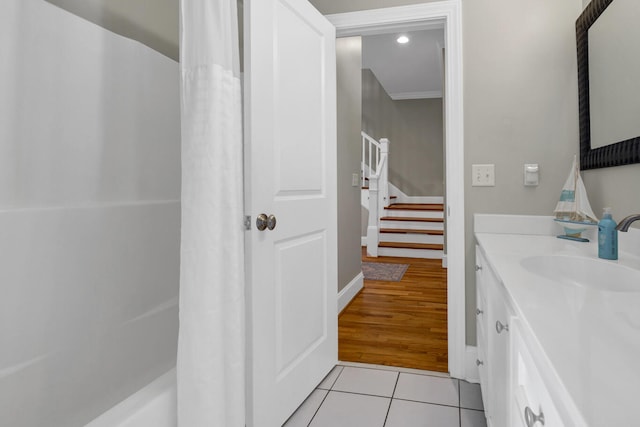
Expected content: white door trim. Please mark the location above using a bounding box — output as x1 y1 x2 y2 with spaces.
327 0 466 380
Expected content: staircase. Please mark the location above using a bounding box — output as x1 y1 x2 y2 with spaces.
378 203 444 258
361 131 445 260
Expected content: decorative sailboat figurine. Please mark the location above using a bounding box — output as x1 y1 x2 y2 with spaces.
553 155 598 242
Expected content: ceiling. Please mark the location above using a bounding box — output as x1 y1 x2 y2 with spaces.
362 29 445 100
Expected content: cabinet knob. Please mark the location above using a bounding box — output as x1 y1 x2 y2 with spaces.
476 308 483 316
475 265 482 271
476 359 484 366
495 320 509 334
524 406 545 426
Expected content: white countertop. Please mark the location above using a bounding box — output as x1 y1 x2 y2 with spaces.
475 231 640 427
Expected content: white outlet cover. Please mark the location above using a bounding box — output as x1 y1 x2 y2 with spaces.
472 164 495 186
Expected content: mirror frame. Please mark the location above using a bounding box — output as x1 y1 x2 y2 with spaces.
576 0 640 170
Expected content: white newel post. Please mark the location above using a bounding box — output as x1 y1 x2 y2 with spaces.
379 138 390 210
366 175 379 257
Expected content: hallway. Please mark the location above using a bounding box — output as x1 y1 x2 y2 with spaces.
338 249 448 372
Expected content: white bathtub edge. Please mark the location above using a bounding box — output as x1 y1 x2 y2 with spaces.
85 368 176 427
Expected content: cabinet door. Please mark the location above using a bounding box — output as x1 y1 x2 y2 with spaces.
486 280 512 427
476 245 513 427
510 318 565 427
475 247 489 416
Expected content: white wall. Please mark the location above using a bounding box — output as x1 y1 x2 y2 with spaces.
0 1 180 425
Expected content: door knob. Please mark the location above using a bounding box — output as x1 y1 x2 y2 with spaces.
256 214 268 231
267 214 277 230
256 214 277 231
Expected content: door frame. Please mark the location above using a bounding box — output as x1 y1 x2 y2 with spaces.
327 0 466 379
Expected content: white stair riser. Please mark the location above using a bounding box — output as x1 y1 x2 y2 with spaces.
380 220 444 230
378 247 444 259
383 210 443 219
380 233 444 245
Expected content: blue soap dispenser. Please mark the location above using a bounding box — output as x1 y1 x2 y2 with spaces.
598 207 618 260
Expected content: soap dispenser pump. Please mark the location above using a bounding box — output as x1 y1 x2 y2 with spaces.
598 207 618 260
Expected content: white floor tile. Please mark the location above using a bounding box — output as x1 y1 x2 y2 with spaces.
317 365 343 390
460 381 484 410
393 373 459 406
284 389 328 427
331 367 398 397
385 399 460 427
461 409 488 427
309 391 390 427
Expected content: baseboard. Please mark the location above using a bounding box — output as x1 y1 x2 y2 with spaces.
338 272 364 313
361 236 367 246
441 254 448 268
465 345 480 383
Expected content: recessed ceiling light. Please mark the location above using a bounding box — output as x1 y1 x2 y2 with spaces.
396 35 409 44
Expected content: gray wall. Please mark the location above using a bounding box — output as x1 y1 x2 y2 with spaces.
337 37 364 292
1 1 180 425
45 0 179 60
362 70 444 196
463 0 584 344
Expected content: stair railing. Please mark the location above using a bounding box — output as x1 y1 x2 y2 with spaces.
361 131 390 257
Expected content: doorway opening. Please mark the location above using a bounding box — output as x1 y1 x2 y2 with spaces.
338 25 449 372
329 1 466 379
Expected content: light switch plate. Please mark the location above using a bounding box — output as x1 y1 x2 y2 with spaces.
472 164 495 186
352 173 359 187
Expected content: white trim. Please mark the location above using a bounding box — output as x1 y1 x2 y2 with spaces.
361 236 367 246
390 90 442 100
464 346 480 384
337 272 364 313
441 254 448 268
329 0 466 380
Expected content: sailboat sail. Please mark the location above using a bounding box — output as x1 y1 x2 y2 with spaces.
554 156 597 224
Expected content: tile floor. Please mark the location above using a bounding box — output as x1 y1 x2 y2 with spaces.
284 363 487 427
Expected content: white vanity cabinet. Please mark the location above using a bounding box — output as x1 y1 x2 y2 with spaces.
476 241 581 427
475 246 515 427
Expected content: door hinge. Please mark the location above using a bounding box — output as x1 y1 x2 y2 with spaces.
244 215 251 231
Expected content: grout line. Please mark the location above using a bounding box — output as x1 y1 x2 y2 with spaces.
326 389 394 399
328 366 344 389
383 372 401 426
338 361 450 379
393 397 463 410
459 380 462 427
306 389 330 427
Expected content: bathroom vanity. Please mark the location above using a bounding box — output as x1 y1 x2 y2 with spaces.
474 214 640 427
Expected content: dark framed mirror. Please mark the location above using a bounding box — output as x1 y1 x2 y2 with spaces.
576 0 640 170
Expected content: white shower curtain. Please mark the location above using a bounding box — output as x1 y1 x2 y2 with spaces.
177 1 245 426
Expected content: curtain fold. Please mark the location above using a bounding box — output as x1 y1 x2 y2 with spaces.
177 1 245 426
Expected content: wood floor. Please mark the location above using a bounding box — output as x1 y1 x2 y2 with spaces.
338 249 448 372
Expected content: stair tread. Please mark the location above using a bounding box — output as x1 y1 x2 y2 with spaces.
385 203 444 211
380 216 444 223
379 242 444 250
380 228 444 235
362 186 369 190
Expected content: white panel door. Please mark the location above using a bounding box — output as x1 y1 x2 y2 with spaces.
244 0 337 426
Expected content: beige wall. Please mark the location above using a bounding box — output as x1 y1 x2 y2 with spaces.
311 0 438 15
362 70 444 196
45 0 178 60
463 0 583 344
337 37 364 292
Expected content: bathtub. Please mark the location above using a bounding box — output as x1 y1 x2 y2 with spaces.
86 369 177 427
